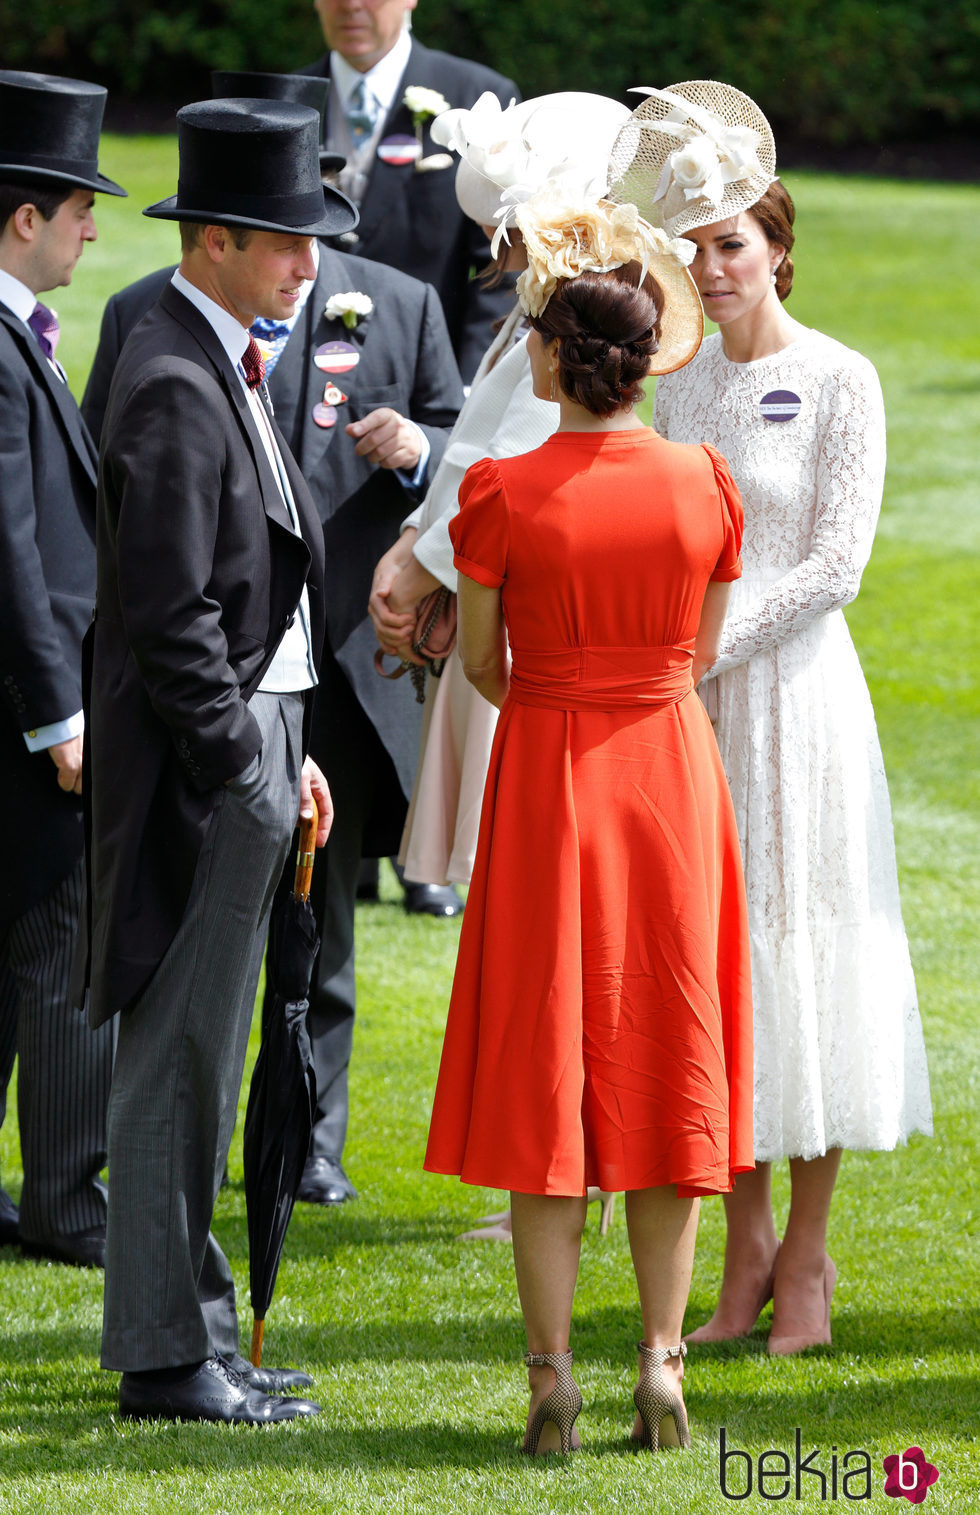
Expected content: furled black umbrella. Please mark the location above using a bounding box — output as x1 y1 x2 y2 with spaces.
244 804 319 1368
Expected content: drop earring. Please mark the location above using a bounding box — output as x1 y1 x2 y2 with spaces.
550 364 558 402
770 269 778 285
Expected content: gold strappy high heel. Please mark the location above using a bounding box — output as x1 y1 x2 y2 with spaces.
521 1350 583 1456
632 1341 691 1451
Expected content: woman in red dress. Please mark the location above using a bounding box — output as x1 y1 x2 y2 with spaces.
424 192 754 1456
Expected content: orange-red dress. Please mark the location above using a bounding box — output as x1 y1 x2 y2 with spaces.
423 429 754 1198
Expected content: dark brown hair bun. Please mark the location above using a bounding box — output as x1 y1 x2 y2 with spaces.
530 262 664 416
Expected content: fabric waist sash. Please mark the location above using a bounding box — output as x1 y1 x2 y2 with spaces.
508 643 695 712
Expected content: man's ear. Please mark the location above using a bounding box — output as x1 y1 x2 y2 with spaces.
203 224 229 263
10 201 40 244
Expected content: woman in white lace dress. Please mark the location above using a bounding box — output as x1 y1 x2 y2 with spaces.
625 81 932 1352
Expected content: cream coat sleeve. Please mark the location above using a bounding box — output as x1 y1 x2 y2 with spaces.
401 311 557 590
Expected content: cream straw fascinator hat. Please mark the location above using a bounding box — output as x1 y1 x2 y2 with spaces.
432 91 630 230
511 190 704 377
608 80 777 239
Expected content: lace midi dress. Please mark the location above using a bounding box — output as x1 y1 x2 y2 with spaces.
655 330 932 1161
424 430 755 1198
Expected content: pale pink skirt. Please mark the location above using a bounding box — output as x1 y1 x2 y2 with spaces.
398 646 499 886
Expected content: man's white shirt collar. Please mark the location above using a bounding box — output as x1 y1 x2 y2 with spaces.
330 26 412 117
171 269 250 372
0 267 38 327
172 241 320 355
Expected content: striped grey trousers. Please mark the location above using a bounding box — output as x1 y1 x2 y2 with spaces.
0 859 113 1241
101 692 304 1372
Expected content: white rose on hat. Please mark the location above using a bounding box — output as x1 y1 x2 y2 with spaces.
663 134 725 204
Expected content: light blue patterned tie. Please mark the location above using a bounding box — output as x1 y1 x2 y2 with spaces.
346 77 377 146
249 317 293 377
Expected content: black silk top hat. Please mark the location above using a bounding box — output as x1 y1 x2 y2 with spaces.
210 72 346 176
0 71 126 196
143 98 358 237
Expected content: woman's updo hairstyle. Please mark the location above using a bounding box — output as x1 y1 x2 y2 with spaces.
530 261 663 417
749 180 796 302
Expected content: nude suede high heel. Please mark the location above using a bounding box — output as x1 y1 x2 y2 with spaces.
685 1243 780 1343
768 1254 836 1355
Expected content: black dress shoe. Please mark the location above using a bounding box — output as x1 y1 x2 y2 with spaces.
224 1351 314 1393
21 1226 106 1268
403 882 464 918
119 1354 320 1423
0 1189 19 1247
296 1156 357 1205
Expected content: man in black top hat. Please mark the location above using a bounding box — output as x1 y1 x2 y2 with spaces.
79 69 465 1215
74 96 355 1424
0 70 124 1269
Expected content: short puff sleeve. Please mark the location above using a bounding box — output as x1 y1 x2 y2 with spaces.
449 456 510 589
703 444 744 583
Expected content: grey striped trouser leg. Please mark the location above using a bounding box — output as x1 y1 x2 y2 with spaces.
0 860 113 1240
101 692 303 1373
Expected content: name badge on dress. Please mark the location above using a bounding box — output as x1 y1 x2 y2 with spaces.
759 389 802 423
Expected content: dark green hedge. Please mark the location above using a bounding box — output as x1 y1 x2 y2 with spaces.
4 0 978 145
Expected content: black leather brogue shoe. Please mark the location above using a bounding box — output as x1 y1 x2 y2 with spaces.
119 1355 320 1423
224 1352 314 1394
296 1156 357 1205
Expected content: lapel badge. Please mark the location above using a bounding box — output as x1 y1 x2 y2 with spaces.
378 134 421 166
322 383 348 406
314 340 359 374
312 402 338 429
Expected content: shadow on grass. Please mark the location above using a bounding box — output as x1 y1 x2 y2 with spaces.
2 1297 978 1450
0 1368 976 1480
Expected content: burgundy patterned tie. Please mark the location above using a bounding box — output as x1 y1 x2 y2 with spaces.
242 335 266 390
28 301 60 361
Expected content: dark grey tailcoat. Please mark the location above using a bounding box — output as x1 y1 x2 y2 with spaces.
76 283 326 1027
82 250 463 837
0 302 97 924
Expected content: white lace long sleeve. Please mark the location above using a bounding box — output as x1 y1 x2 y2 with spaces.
707 357 885 677
655 334 887 681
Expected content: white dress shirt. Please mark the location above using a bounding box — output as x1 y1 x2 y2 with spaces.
170 270 317 694
330 26 412 136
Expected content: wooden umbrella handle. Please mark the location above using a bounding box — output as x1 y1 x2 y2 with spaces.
294 800 318 902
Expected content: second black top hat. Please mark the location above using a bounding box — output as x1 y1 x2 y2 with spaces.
210 72 345 175
0 70 126 196
143 98 357 237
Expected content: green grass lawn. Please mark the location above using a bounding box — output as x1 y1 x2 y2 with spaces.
1 142 977 1512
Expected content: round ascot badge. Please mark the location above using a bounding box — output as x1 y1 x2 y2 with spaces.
314 341 359 374
312 403 338 429
760 389 802 423
378 135 422 166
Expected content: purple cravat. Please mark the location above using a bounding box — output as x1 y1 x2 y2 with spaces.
28 301 60 361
